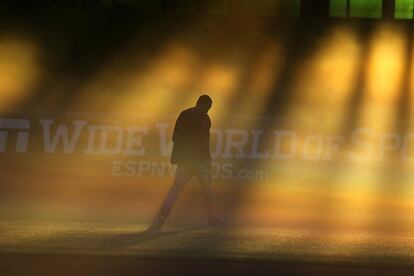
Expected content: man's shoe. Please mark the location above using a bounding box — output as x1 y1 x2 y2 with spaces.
147 215 170 232
208 216 224 226
146 223 163 233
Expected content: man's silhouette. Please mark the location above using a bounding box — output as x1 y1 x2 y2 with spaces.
148 95 222 231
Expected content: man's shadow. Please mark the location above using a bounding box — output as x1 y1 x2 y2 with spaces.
105 225 206 249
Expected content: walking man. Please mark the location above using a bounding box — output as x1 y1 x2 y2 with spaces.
148 95 222 231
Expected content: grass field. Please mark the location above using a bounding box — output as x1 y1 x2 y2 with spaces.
3 220 414 274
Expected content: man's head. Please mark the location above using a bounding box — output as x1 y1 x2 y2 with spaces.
195 94 212 114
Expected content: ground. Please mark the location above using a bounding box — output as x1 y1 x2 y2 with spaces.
2 220 414 275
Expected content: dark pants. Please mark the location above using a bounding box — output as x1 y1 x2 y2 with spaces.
154 162 216 223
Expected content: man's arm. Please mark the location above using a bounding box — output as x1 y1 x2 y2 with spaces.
206 115 212 161
172 111 185 143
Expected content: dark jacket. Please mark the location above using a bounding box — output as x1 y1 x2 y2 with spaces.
170 107 211 168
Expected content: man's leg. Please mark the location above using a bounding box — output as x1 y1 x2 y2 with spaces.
195 163 222 225
150 165 193 229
